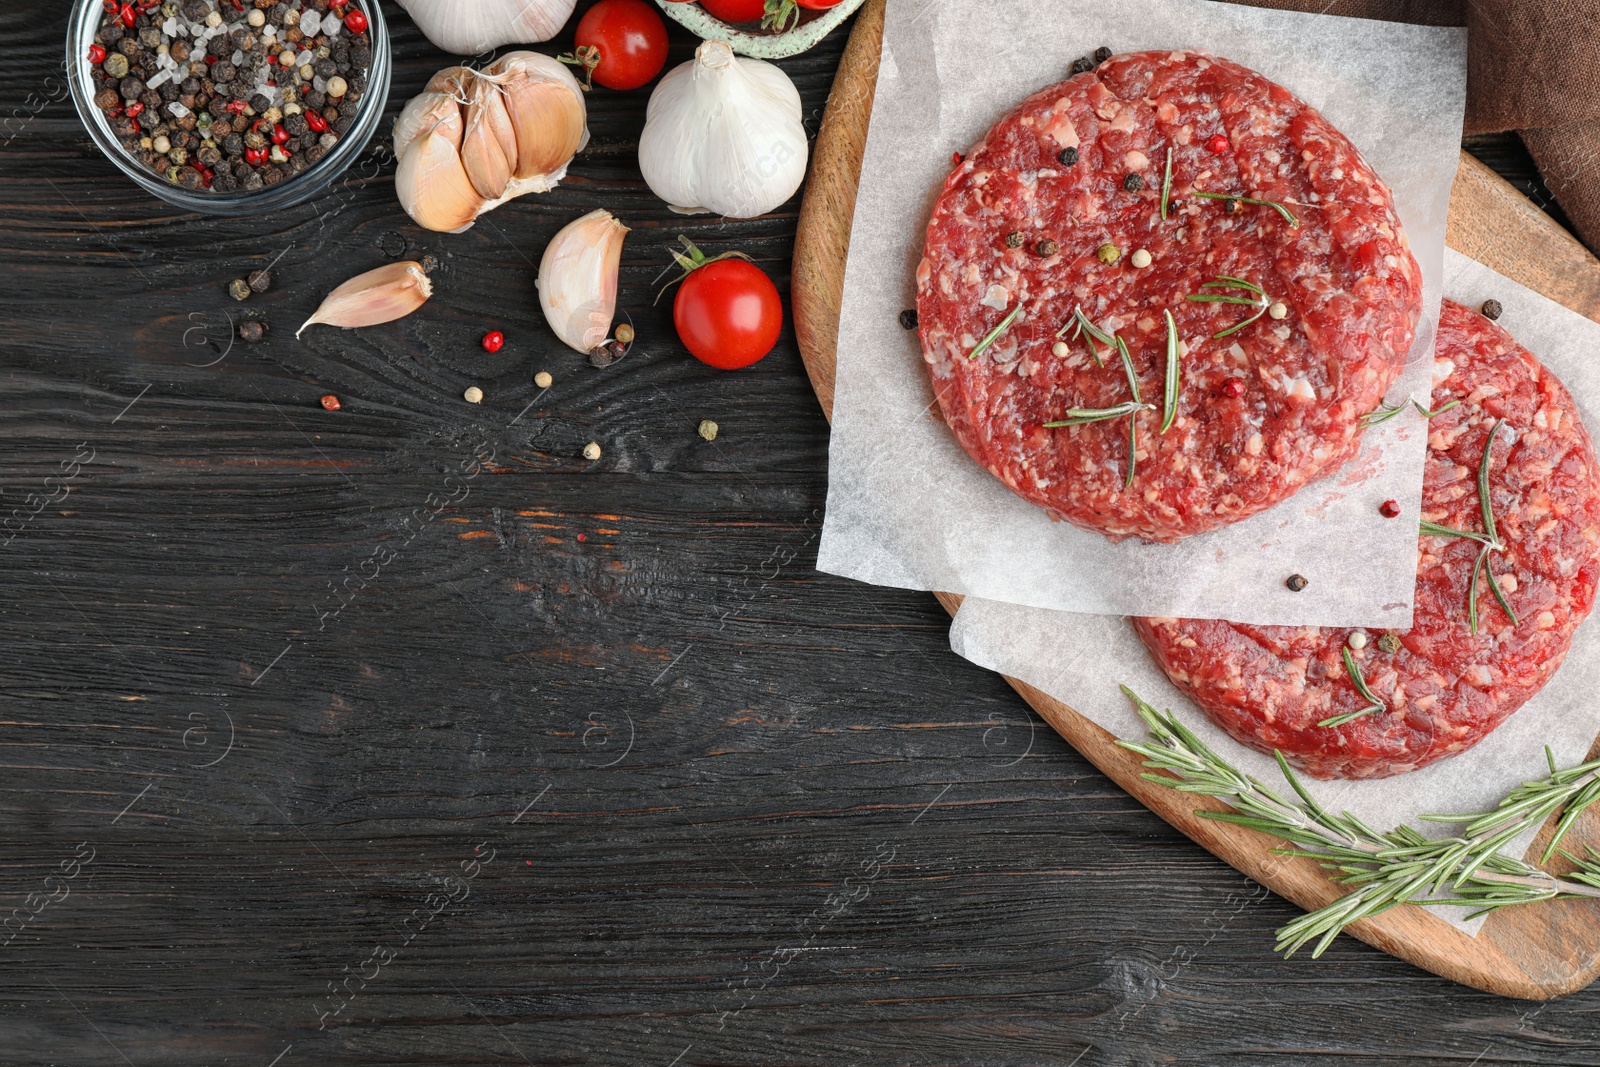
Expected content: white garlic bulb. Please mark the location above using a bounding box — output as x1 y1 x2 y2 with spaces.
537 209 629 355
638 39 808 219
393 52 590 233
394 0 577 54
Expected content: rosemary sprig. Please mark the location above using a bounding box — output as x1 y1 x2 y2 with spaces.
1160 147 1173 221
1418 418 1518 635
967 304 1022 361
1116 336 1141 488
1193 190 1300 227
1067 306 1111 367
1116 687 1600 959
1160 309 1180 434
1042 401 1149 427
1318 647 1387 728
1186 276 1269 339
1361 397 1463 428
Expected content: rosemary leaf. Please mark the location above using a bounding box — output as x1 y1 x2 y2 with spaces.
1213 304 1268 340
966 304 1022 361
1186 294 1266 307
1161 310 1180 434
1479 419 1506 547
1126 417 1138 489
1469 543 1488 635
1160 147 1173 220
1360 401 1407 427
1485 557 1519 628
1204 276 1264 294
1116 335 1141 406
1316 648 1386 728
1187 276 1270 339
1416 399 1462 419
1418 520 1496 546
1071 306 1110 367
1042 401 1148 427
1193 190 1300 227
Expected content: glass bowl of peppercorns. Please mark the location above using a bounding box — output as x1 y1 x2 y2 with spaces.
68 0 390 214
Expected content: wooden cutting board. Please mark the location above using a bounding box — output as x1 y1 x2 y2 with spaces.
791 0 1600 1000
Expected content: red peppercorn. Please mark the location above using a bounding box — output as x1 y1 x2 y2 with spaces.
306 110 328 133
244 146 268 165
344 7 369 32
119 3 136 27
320 395 341 411
1221 378 1245 398
102 0 117 14
124 101 143 118
1207 134 1230 154
482 330 505 353
88 44 107 64
128 118 140 133
226 100 248 114
271 123 290 145
1379 499 1401 518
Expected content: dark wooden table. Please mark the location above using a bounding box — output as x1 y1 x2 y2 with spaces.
2 3 1596 1064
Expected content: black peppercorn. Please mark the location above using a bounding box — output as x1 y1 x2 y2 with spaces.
239 320 266 344
899 309 918 330
1481 299 1503 320
1036 239 1060 258
1123 173 1144 192
1005 231 1025 249
1093 46 1112 65
1286 574 1309 592
1058 146 1079 167
1224 198 1241 214
1070 56 1093 75
248 269 272 294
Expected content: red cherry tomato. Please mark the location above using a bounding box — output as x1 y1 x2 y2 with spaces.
698 0 767 22
674 259 782 370
796 0 846 7
574 0 669 91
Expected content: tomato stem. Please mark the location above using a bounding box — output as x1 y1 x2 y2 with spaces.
762 0 801 32
654 236 755 305
556 45 601 92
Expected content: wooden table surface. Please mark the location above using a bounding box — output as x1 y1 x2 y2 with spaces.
3 3 1597 1064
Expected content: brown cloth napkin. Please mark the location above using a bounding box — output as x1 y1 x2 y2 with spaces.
1231 0 1600 253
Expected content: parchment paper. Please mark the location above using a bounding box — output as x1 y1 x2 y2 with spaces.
949 248 1600 934
818 0 1468 628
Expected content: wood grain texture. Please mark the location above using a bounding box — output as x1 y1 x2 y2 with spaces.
7 1 1600 1064
792 7 1600 1001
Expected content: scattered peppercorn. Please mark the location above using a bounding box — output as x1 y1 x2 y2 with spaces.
1378 633 1401 654
899 309 918 330
698 420 719 442
1096 243 1120 265
482 330 505 353
464 386 484 404
615 323 635 345
1379 499 1401 518
238 320 266 344
228 278 251 301
583 442 602 461
1347 631 1368 651
1206 134 1230 154
1221 378 1245 398
248 269 272 293
1268 301 1288 320
1057 146 1079 167
1286 574 1309 592
1224 198 1241 214
1036 239 1060 258
1052 341 1069 358
1005 231 1025 249
1070 56 1093 75
1481 299 1503 320
1093 46 1112 65
320 394 341 411
534 370 553 389
589 341 627 368
1130 248 1152 269
1123 173 1144 192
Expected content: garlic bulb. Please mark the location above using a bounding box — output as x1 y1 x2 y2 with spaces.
394 52 589 233
394 0 576 54
537 209 629 355
638 39 808 219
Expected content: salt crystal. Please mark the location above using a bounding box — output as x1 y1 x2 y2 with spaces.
263 25 276 38
313 75 327 92
147 69 171 89
297 49 313 65
299 11 320 35
324 20 340 37
232 49 244 65
163 16 177 35
168 101 191 118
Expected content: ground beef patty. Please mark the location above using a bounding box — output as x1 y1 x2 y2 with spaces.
916 50 1422 543
1135 299 1600 779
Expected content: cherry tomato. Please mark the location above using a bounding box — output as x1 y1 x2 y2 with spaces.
574 0 669 91
698 0 767 23
674 259 783 370
797 0 846 6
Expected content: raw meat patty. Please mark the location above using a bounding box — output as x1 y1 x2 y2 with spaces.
1135 299 1600 779
916 50 1422 543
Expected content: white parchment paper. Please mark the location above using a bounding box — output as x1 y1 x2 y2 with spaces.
948 248 1600 934
818 0 1467 628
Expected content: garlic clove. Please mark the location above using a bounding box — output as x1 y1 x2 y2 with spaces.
395 0 577 55
392 90 465 160
395 124 484 233
536 209 628 355
298 262 434 339
487 52 590 185
460 77 516 201
638 39 808 219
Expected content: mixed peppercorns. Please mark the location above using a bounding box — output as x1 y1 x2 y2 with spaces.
87 0 372 193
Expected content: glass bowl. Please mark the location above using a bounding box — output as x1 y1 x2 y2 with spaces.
66 0 390 215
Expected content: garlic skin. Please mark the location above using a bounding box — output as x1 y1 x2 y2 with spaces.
393 52 589 233
537 209 629 355
298 262 434 339
394 0 576 54
638 39 808 219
